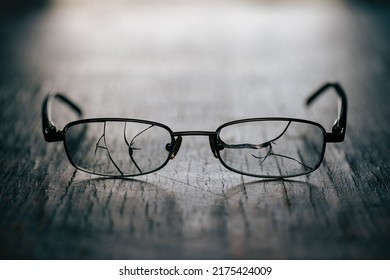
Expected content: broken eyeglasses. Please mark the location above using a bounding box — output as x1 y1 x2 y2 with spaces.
42 82 347 178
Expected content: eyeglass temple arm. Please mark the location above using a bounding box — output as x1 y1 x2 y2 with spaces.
306 82 347 143
42 93 83 142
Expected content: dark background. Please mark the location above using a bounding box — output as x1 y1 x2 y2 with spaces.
0 0 389 259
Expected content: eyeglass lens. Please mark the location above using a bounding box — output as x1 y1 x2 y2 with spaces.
217 120 325 177
64 121 173 176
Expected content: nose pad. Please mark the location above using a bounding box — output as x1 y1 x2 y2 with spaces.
209 135 219 158
166 136 182 160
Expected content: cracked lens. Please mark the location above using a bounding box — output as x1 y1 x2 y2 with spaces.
93 122 156 176
65 121 172 177
250 121 313 171
218 120 323 177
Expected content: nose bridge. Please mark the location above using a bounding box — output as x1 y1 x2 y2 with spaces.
168 136 182 159
208 134 219 158
172 131 216 137
170 131 219 159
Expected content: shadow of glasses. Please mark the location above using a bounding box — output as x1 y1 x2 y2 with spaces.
215 177 322 201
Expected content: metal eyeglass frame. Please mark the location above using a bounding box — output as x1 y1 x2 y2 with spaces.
42 81 347 178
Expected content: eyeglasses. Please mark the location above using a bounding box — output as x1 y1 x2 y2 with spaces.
42 82 347 179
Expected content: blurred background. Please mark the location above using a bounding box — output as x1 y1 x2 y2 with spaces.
2 0 389 126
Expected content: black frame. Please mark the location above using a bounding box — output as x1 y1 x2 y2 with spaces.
42 81 347 178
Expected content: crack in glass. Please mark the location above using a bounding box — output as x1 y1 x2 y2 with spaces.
123 122 154 175
94 121 124 176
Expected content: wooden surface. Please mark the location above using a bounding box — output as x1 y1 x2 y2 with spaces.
1 1 390 259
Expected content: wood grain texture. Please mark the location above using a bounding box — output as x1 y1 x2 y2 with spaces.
0 1 390 259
